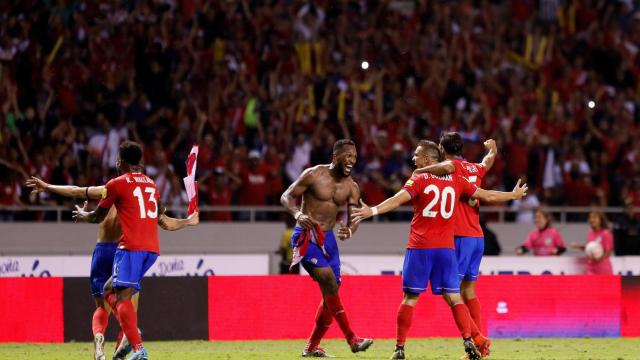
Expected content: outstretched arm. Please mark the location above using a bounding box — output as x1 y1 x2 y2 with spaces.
413 160 455 176
351 189 412 225
158 211 199 231
280 168 317 229
471 179 528 203
26 176 104 199
480 139 498 171
72 201 110 223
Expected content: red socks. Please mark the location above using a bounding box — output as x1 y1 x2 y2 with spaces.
396 303 414 347
323 294 355 341
105 292 119 321
451 303 472 339
465 297 483 333
92 306 109 336
308 301 333 348
116 299 142 350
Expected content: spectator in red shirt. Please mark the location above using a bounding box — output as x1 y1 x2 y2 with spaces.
206 167 234 222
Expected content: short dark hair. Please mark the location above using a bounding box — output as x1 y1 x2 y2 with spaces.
333 139 356 154
439 132 463 156
417 139 442 161
119 141 143 166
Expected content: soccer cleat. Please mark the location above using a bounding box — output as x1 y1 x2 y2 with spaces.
349 337 374 353
473 335 491 357
113 329 142 360
301 345 335 358
94 333 106 360
389 345 405 359
463 337 482 360
125 348 148 360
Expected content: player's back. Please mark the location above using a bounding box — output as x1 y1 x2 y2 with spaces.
96 207 122 243
403 172 477 249
99 172 160 254
451 159 486 237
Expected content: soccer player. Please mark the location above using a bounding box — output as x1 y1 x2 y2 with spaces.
27 175 198 360
351 140 527 360
281 139 373 357
412 133 497 344
72 141 170 360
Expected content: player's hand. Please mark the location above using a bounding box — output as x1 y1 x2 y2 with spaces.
337 222 353 241
72 201 90 222
296 213 317 229
350 199 373 226
512 179 528 199
187 211 200 226
484 139 497 153
25 176 49 195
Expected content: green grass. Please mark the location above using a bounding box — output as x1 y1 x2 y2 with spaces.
0 338 637 359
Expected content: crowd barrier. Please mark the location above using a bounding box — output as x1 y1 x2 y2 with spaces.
1 275 638 342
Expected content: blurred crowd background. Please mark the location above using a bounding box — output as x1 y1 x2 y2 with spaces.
2 0 640 224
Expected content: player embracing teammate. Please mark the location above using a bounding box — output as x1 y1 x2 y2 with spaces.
352 138 526 360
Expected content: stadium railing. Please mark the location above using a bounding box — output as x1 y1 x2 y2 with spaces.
0 205 637 223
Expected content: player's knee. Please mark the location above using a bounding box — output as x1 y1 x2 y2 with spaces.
402 292 420 306
443 292 463 306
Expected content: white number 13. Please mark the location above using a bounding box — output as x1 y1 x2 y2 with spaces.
422 185 455 219
133 186 158 219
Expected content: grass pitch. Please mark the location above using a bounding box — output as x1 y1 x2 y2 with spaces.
0 338 637 359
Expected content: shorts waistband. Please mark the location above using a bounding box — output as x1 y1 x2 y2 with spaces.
95 242 118 248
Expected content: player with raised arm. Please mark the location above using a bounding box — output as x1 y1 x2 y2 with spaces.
351 140 527 360
412 132 497 356
281 139 373 358
71 141 169 360
26 176 198 360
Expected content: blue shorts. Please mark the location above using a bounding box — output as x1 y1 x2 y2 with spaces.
290 226 341 284
402 248 460 295
90 242 118 297
112 249 158 292
454 236 484 281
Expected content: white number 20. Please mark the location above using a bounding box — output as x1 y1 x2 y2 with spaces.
133 186 158 219
422 185 455 219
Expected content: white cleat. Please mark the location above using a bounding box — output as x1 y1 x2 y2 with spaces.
94 333 106 360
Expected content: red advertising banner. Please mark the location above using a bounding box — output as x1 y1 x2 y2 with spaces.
0 278 64 342
209 275 623 340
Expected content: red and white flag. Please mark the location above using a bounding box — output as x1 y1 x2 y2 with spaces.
183 145 199 214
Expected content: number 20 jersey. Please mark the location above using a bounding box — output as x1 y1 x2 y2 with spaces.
98 172 160 254
402 173 477 249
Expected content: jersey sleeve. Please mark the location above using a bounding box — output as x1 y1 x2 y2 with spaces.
97 178 119 209
459 175 478 198
523 230 535 249
476 162 488 178
402 175 422 199
552 229 566 248
602 230 614 251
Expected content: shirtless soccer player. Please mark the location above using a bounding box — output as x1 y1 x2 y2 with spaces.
352 140 527 360
281 139 373 357
27 176 198 360
413 133 497 350
72 141 181 360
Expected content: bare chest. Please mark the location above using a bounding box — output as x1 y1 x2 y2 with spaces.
310 178 352 205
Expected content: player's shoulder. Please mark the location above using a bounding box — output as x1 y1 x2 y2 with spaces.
302 164 328 178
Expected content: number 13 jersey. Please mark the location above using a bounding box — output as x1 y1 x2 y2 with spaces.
99 172 160 253
402 173 477 249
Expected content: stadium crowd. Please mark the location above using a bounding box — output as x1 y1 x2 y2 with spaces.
2 0 640 222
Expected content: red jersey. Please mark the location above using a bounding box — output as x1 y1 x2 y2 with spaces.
451 159 487 237
403 173 478 249
98 172 160 254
